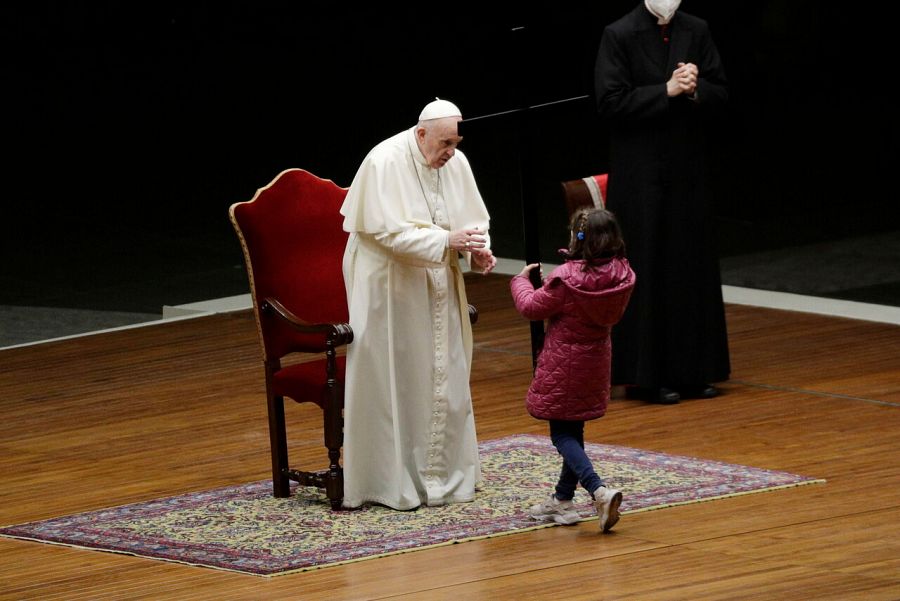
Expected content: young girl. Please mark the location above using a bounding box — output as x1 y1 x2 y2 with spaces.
510 208 635 532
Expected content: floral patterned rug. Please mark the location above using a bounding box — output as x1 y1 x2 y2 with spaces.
0 434 823 576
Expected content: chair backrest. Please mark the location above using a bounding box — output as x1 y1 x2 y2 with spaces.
229 169 349 361
561 174 609 219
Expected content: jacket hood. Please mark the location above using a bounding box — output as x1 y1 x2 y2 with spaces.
551 258 636 326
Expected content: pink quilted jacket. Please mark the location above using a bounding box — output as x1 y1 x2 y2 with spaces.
510 258 635 421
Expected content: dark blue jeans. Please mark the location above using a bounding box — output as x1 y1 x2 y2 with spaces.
549 420 604 501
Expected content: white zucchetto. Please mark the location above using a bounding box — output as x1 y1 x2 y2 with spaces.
418 98 462 121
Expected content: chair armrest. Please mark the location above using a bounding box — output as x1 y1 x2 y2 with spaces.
262 297 353 346
468 304 478 325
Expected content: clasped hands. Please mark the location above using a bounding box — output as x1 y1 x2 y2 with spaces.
667 61 698 97
450 227 496 275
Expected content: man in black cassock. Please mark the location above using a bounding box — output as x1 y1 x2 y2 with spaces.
594 0 730 404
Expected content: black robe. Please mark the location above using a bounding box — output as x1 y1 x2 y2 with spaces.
594 4 731 388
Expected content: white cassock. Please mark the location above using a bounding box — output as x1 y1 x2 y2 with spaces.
340 126 491 510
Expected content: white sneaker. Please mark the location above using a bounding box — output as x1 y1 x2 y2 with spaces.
528 494 581 525
593 486 623 533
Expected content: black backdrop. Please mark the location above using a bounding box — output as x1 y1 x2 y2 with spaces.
6 1 897 302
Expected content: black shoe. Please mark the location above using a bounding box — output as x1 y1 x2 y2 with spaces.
625 386 680 404
679 384 719 399
654 387 681 404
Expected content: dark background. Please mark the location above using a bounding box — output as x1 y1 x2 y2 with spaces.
4 1 897 314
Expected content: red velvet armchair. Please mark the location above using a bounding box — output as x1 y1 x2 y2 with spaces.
229 169 351 509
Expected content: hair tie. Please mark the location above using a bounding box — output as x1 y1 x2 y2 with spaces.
576 231 585 240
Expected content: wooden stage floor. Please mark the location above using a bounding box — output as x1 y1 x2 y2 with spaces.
1 274 898 600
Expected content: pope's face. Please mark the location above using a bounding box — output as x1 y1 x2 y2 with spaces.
416 117 463 169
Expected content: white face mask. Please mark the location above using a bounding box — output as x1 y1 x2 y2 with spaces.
645 0 681 24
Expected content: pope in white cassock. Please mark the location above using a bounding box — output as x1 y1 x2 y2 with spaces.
340 99 497 510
